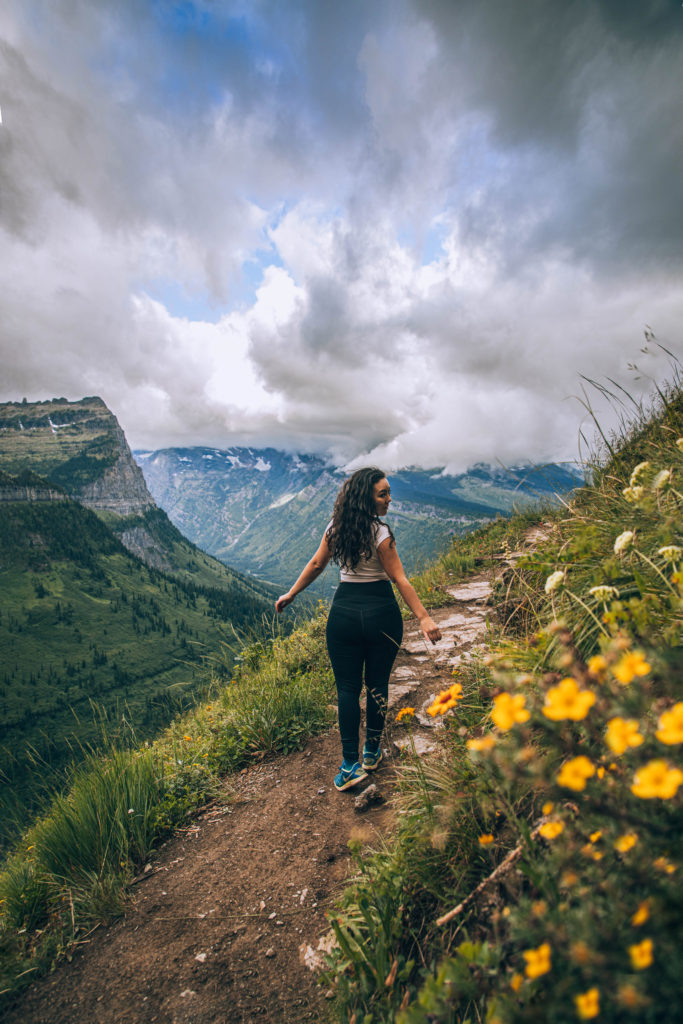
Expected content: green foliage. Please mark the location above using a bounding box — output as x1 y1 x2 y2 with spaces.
324 382 682 1023
0 607 333 1000
399 942 503 1024
327 853 415 1022
0 497 276 848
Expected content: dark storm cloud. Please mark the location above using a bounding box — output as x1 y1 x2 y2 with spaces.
409 0 683 271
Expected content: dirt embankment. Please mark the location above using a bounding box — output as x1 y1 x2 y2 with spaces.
3 574 495 1024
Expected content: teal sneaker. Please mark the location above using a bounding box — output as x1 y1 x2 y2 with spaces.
362 744 383 771
334 761 367 791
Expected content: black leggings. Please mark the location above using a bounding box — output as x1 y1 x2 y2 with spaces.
325 581 403 763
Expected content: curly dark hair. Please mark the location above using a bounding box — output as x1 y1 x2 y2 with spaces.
326 467 395 571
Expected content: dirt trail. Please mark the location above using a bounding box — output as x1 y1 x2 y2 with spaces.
4 572 497 1024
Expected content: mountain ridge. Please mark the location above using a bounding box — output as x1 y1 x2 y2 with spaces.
136 444 583 591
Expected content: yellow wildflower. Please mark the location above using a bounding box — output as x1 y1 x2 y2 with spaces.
575 987 600 1020
183 735 192 742
629 937 653 970
596 766 606 779
538 821 564 840
557 756 596 791
631 759 683 799
396 707 416 723
510 972 523 993
561 870 578 887
491 692 530 731
427 684 463 716
542 801 554 815
653 856 676 874
605 717 644 755
581 844 603 861
427 692 457 716
587 654 608 680
478 833 494 846
589 830 602 843
522 942 551 979
614 833 638 853
542 677 596 722
613 650 651 685
656 702 683 745
467 735 496 752
631 901 649 926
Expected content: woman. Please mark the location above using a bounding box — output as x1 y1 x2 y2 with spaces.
275 467 442 791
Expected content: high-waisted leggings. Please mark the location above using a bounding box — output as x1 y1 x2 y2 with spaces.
325 580 403 763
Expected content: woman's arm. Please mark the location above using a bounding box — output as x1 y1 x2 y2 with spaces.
275 533 332 613
377 538 442 643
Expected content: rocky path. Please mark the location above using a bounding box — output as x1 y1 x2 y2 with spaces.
4 573 495 1024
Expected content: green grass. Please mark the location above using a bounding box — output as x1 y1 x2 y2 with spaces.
406 507 552 612
0 606 334 1000
322 382 683 1024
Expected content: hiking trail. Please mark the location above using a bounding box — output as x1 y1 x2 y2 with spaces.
6 533 548 1024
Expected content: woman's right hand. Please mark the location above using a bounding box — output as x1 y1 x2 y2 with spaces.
275 592 294 614
420 615 442 644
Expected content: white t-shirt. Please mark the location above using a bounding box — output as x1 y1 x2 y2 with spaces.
326 520 391 583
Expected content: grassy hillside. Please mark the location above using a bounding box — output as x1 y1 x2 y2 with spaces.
0 607 335 999
0 494 276 849
322 382 682 1023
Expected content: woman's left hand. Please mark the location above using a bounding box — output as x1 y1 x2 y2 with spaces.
275 592 294 614
420 615 442 644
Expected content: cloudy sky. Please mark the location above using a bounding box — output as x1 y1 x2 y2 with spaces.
1 0 681 471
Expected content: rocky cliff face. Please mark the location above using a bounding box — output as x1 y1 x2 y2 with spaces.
75 425 155 516
0 398 167 570
0 397 155 515
0 487 67 502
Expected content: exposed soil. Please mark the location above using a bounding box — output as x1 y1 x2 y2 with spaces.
4 574 496 1024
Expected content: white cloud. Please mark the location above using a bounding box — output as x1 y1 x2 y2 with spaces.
0 0 681 468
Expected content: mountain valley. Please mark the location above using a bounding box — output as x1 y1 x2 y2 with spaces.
136 446 583 596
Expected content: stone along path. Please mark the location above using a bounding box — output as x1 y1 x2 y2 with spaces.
3 574 495 1024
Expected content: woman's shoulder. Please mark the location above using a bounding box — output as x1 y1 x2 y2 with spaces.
373 520 391 545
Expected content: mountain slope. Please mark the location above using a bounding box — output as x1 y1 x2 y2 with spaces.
0 399 278 849
0 484 277 847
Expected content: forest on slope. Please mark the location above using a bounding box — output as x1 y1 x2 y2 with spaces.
0 399 277 849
